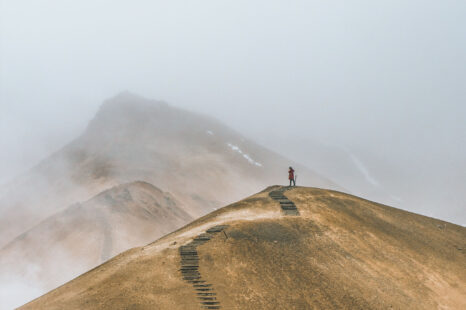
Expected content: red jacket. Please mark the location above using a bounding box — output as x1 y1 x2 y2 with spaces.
288 168 295 180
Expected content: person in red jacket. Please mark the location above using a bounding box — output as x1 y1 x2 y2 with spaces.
288 166 295 187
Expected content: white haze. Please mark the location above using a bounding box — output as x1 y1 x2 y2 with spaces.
1 1 465 207
0 277 43 310
1 1 464 209
0 1 465 308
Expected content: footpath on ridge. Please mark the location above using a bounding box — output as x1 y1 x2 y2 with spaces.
178 186 300 309
268 187 300 216
179 225 229 309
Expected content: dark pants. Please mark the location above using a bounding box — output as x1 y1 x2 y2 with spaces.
289 179 295 186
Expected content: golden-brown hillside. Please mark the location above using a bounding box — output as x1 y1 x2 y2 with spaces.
20 186 466 309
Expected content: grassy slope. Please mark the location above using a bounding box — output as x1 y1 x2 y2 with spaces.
20 186 466 310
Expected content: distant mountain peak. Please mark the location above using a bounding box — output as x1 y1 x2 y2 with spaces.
83 92 170 136
97 91 167 117
82 92 223 145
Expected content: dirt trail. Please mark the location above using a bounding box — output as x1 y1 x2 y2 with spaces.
268 186 299 215
176 186 300 309
179 225 229 309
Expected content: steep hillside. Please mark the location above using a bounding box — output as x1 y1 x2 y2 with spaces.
21 187 466 310
0 92 338 248
0 181 191 297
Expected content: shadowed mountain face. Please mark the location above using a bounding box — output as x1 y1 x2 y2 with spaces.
0 181 191 295
21 187 466 310
0 92 338 249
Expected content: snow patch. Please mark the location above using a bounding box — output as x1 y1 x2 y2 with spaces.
227 143 263 167
206 130 214 136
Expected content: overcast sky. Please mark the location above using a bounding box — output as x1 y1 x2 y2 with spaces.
1 0 465 220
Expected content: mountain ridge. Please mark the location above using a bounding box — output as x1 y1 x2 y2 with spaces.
0 93 340 309
0 93 338 248
0 181 192 301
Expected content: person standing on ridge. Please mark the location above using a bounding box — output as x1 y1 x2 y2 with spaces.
288 166 296 187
